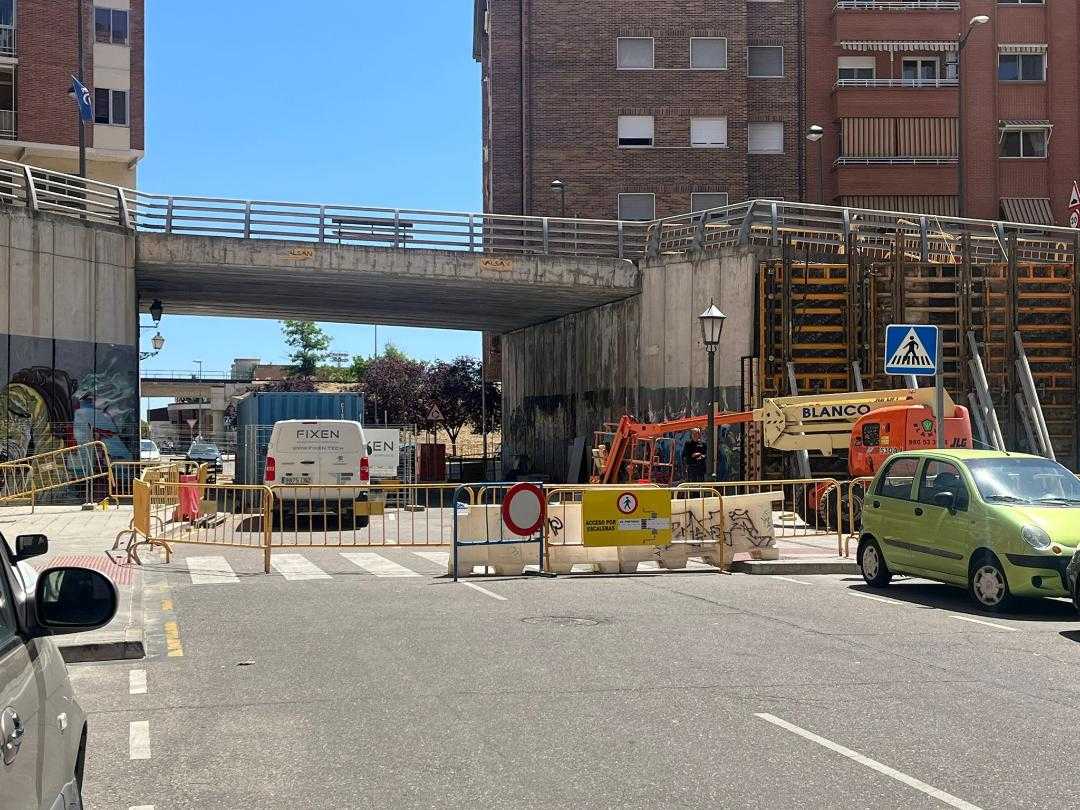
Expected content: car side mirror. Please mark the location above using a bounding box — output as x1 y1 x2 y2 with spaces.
14 534 48 562
34 567 118 635
932 491 956 511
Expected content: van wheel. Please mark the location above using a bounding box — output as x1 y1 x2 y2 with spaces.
969 552 1012 612
859 538 891 587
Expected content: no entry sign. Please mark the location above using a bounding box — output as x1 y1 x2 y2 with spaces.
501 483 546 537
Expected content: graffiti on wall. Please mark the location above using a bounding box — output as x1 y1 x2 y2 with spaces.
1 337 137 462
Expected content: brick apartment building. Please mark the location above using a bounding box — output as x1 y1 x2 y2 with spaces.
0 0 144 187
472 0 804 221
476 0 1080 226
808 0 1079 224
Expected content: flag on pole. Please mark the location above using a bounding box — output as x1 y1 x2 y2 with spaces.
70 75 93 123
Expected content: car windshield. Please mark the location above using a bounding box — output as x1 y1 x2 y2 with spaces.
141 440 156 450
190 443 218 454
966 457 1080 504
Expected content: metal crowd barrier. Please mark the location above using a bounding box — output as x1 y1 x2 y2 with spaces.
109 459 201 501
0 463 34 513
844 477 876 558
0 440 113 505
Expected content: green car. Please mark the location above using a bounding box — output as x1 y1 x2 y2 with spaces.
857 449 1080 611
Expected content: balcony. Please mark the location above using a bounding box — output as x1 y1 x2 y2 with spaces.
835 1 959 9
833 81 958 118
0 25 14 58
835 77 957 89
835 156 956 166
835 158 957 196
0 109 14 139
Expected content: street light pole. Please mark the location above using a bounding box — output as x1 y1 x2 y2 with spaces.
806 125 824 204
550 179 566 218
698 303 727 481
957 15 990 219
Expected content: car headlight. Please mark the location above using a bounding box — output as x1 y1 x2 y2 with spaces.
1021 525 1051 551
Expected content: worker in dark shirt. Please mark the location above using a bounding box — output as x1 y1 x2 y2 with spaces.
682 428 708 482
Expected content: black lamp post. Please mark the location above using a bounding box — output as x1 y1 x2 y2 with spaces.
957 15 990 218
550 179 566 218
698 302 727 480
806 125 824 205
149 299 164 324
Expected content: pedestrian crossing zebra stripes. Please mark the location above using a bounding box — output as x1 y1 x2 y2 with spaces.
183 550 720 585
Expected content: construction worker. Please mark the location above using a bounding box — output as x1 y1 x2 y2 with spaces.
682 428 707 482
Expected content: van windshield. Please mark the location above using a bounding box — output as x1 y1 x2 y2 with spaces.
966 457 1080 505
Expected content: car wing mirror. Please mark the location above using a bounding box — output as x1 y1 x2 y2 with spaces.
932 491 956 511
34 567 118 635
14 534 48 562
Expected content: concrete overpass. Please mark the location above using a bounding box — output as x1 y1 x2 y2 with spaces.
3 158 1078 477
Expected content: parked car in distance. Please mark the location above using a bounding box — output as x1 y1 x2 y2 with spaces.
857 449 1080 611
1 531 119 809
186 440 224 474
265 420 371 526
159 438 175 454
140 439 161 461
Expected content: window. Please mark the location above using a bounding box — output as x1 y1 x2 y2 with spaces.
838 57 875 81
0 540 16 649
1000 129 1047 158
748 122 783 154
617 38 654 70
691 192 729 212
95 7 129 45
918 461 969 511
94 88 128 126
997 0 1044 4
618 115 654 147
691 117 727 148
748 46 784 78
690 38 727 70
618 193 655 221
874 456 920 500
902 58 938 84
998 53 1045 82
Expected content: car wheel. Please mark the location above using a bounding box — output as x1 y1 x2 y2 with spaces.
1073 574 1080 617
969 553 1012 612
859 538 892 587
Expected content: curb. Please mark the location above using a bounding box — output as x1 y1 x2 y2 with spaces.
732 558 859 575
59 629 145 663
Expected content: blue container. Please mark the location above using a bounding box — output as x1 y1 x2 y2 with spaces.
234 392 365 484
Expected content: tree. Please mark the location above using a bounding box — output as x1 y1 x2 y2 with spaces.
359 354 428 426
423 356 487 456
281 320 331 376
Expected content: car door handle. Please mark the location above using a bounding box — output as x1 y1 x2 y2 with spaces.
2 708 23 765
914 507 924 516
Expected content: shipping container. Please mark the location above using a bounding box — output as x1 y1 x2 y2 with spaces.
234 392 365 484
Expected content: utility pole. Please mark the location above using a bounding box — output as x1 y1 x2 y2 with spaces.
76 0 86 178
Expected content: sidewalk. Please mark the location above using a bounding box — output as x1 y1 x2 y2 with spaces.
1 505 146 661
731 529 859 575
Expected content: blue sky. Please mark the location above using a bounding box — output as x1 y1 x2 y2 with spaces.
138 0 482 383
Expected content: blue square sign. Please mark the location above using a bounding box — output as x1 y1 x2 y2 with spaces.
884 324 939 377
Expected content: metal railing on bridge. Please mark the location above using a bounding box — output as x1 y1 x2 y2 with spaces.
1 158 1077 266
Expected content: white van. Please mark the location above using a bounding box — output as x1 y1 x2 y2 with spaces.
264 420 370 524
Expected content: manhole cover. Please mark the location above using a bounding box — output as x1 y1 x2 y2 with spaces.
521 616 606 627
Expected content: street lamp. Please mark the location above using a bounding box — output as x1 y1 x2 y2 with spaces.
550 179 566 218
698 302 727 480
140 332 165 361
957 15 990 218
149 299 164 324
194 359 204 378
806 125 825 205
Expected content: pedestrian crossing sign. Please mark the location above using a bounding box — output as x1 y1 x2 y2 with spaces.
884 324 939 377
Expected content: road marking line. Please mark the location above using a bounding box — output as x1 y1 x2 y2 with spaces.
161 598 172 611
271 553 332 581
129 806 155 810
949 615 1017 632
462 581 508 601
413 551 450 567
129 669 147 695
754 713 982 810
129 721 151 761
186 555 239 585
771 575 814 585
850 592 902 605
341 552 421 577
163 621 184 658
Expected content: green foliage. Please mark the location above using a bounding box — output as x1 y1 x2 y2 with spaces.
281 320 332 376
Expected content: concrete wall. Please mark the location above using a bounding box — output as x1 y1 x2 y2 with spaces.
501 247 758 480
0 206 138 460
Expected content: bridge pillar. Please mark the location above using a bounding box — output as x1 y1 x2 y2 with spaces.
0 207 138 462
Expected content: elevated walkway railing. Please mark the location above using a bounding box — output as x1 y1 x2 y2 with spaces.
0 158 1076 266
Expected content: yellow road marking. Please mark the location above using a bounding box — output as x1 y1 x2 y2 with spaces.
161 598 173 611
163 620 184 657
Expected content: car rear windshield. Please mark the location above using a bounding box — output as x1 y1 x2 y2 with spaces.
966 458 1080 504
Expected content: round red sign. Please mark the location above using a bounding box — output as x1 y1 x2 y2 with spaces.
501 483 546 536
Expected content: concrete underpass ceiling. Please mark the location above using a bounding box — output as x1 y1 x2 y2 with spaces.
134 235 641 333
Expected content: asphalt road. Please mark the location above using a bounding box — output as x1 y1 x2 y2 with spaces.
68 545 1080 809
